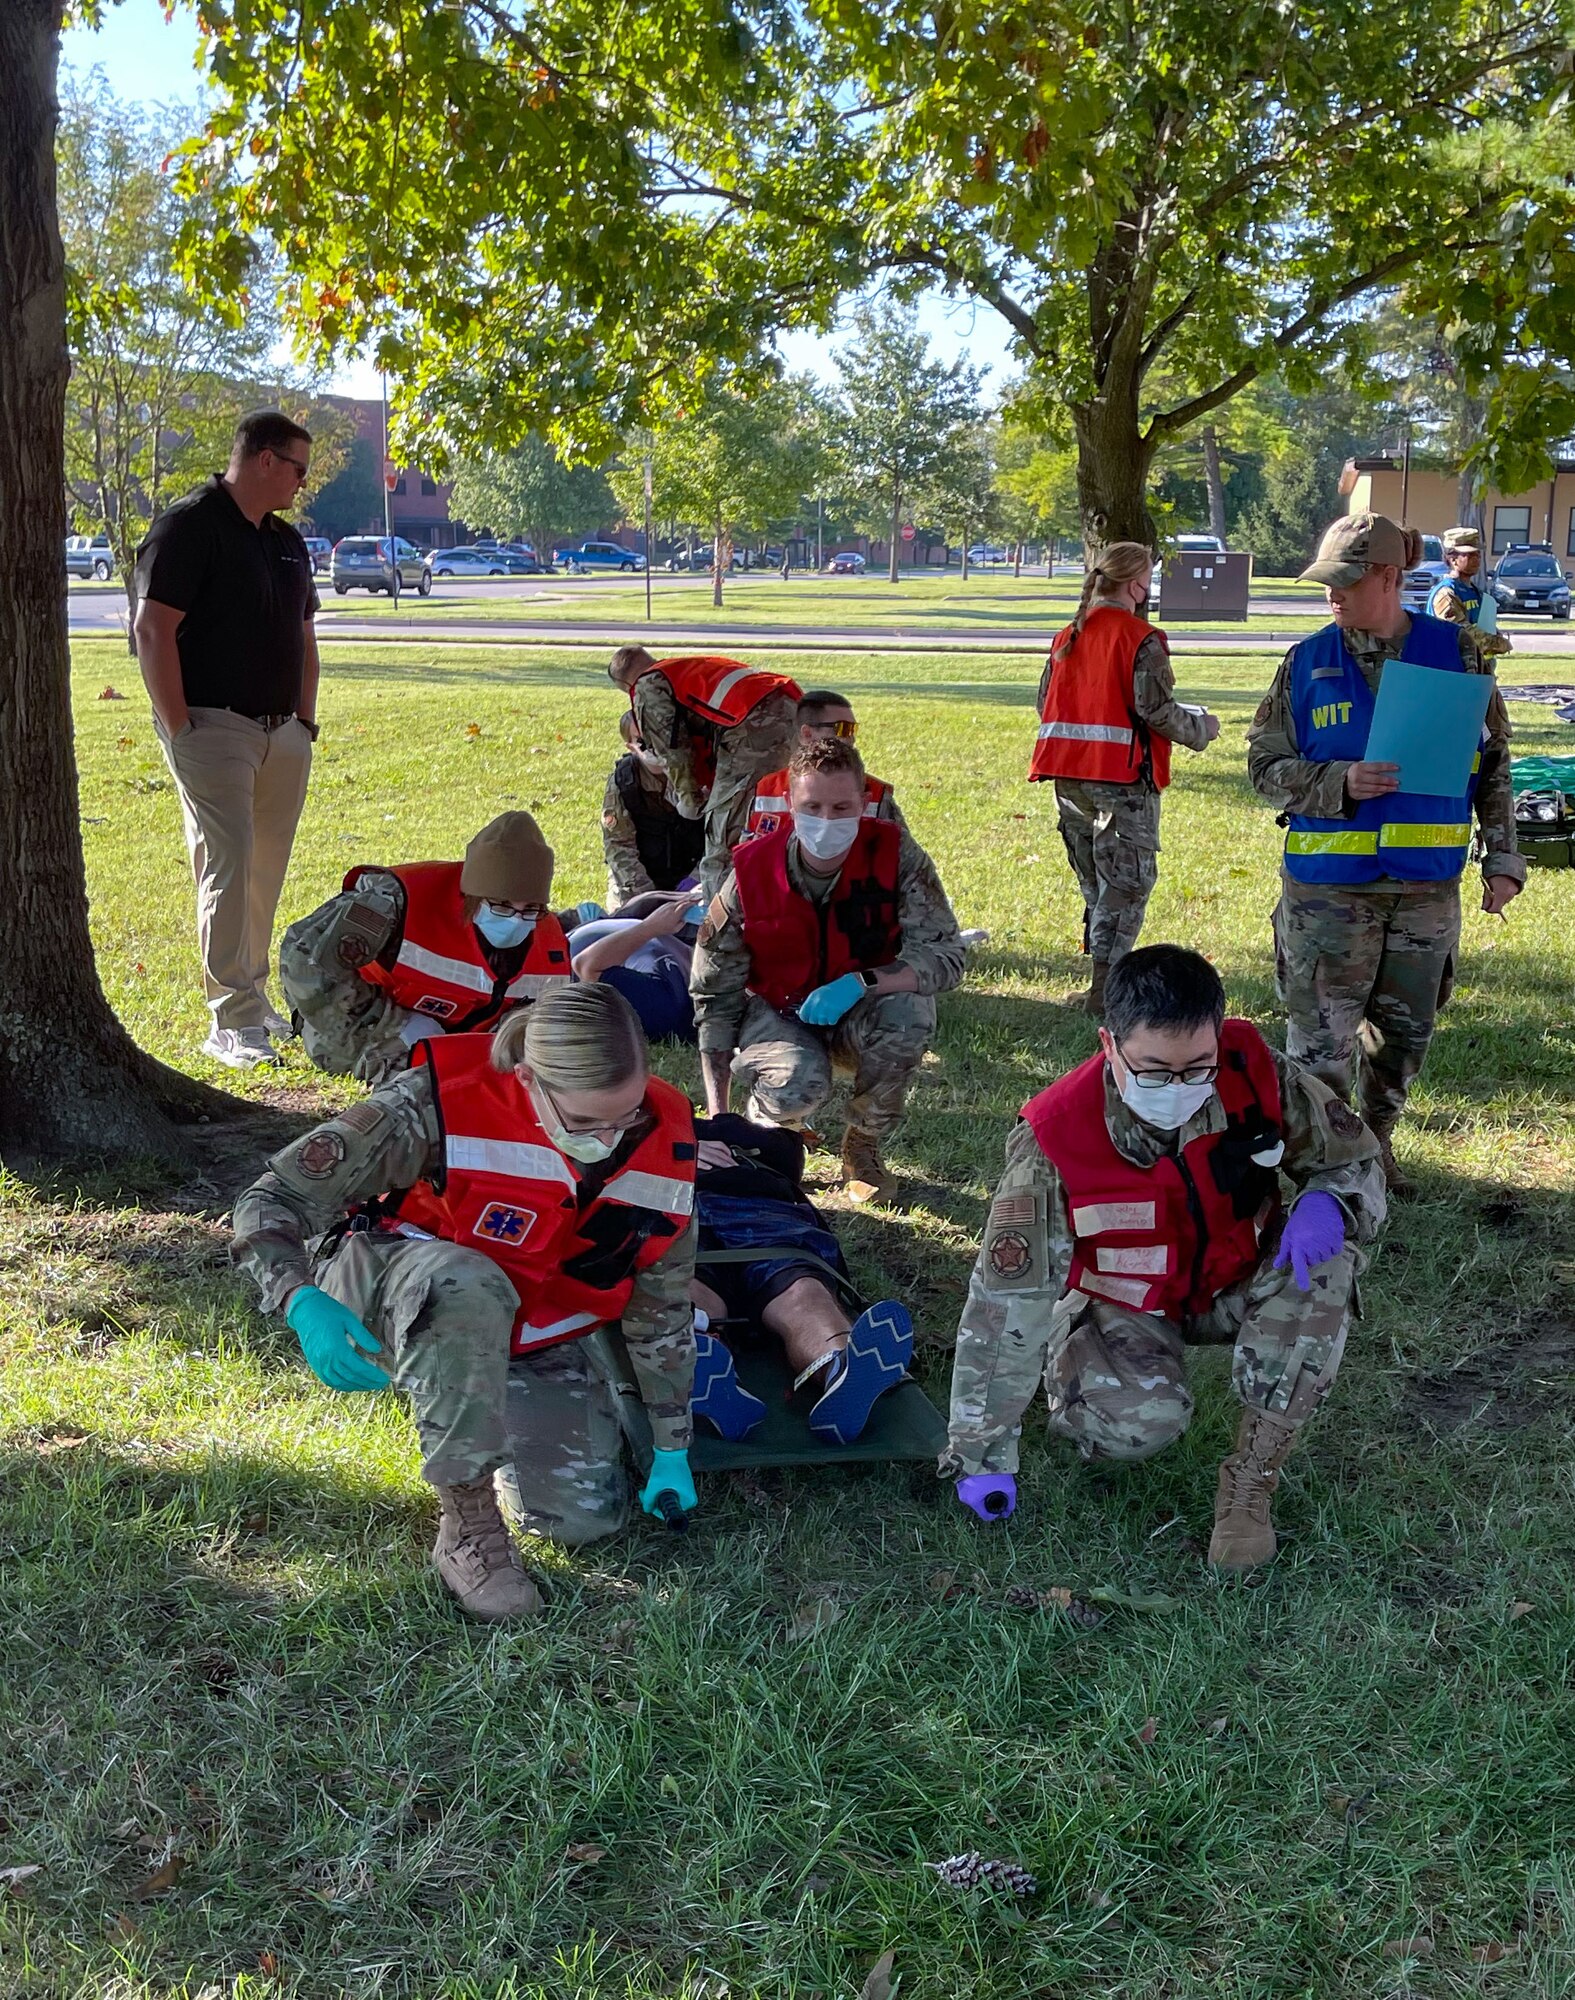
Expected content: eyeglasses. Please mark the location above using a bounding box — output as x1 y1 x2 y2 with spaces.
269 451 310 481
1114 1039 1219 1089
809 718 858 740
535 1076 643 1141
485 899 547 919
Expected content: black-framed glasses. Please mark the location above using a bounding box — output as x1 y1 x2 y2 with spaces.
483 898 547 919
534 1076 643 1141
1114 1039 1219 1089
269 450 310 481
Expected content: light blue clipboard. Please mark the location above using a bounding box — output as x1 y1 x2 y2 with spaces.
1363 662 1493 798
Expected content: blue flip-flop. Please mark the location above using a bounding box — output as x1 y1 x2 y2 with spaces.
691 1330 768 1441
808 1301 914 1445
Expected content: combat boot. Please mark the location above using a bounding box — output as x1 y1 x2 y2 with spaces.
1079 959 1110 1017
1374 1131 1416 1197
1208 1408 1299 1570
431 1476 543 1621
840 1126 890 1203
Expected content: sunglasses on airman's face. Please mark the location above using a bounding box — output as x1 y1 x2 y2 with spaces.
810 718 858 740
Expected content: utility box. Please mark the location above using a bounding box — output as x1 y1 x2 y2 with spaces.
1158 550 1252 621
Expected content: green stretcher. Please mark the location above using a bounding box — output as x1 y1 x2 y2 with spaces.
1511 755 1575 868
591 1243 948 1478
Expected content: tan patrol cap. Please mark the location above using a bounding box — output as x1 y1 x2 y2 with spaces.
1443 525 1482 554
459 811 555 904
1299 512 1419 588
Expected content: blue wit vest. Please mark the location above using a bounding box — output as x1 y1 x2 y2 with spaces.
1426 572 1484 622
1285 616 1479 886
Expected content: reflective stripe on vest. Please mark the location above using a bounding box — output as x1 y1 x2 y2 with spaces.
445 1135 577 1189
1037 720 1135 745
505 970 567 1001
397 937 494 996
602 1167 696 1216
709 665 758 711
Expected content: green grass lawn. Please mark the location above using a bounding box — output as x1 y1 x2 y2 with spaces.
315 569 1333 641
3 638 1574 1998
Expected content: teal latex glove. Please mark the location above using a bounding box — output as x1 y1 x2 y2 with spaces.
639 1447 697 1520
285 1285 391 1393
798 972 865 1026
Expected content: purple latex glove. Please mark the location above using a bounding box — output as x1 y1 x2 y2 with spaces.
956 1473 1017 1522
1273 1190 1346 1292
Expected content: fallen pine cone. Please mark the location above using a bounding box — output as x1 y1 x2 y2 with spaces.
1003 1584 1106 1629
929 1851 1038 1897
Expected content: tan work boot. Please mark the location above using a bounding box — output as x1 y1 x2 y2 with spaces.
1079 959 1111 1017
1373 1130 1416 1197
840 1126 890 1204
1208 1409 1299 1570
431 1476 543 1621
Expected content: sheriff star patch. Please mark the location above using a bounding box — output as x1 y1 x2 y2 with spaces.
337 934 372 969
988 1229 1033 1280
1324 1098 1365 1140
296 1128 347 1179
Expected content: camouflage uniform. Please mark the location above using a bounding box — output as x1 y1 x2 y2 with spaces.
1429 581 1512 661
279 871 548 1089
942 1056 1385 1476
601 759 666 905
1041 634 1214 963
1246 624 1525 1134
689 829 965 1140
631 675 799 896
231 1064 696 1546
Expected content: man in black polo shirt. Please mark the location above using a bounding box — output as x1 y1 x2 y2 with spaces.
133 411 322 1068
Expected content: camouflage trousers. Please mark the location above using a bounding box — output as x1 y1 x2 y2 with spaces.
1274 874 1460 1135
731 989 937 1139
700 694 800 897
1053 778 1161 964
316 1231 642 1544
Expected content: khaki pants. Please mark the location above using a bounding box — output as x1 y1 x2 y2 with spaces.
159 706 312 1031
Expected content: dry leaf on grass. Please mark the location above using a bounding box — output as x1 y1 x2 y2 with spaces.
106 1911 139 1941
1381 1937 1434 1959
98 686 126 700
788 1592 842 1641
860 1948 897 2000
0 1865 42 1892
258 1951 280 1976
563 1842 607 1865
1510 1600 1534 1620
131 1854 184 1900
1471 1940 1514 1964
1136 1717 1159 1746
464 722 482 738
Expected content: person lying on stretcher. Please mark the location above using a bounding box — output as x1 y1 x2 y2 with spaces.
687 1114 913 1445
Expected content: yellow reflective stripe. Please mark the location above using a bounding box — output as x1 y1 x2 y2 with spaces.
1378 822 1471 849
1285 831 1379 855
1471 751 1482 774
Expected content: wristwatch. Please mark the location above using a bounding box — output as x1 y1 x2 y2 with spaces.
299 717 320 742
859 968 880 988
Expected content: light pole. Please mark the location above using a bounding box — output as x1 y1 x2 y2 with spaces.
644 452 654 623
381 370 401 607
816 495 824 572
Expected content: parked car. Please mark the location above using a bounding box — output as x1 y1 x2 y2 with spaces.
1490 546 1572 619
65 533 113 581
1400 533 1448 615
499 542 548 572
554 541 646 573
1174 532 1225 555
826 550 867 574
965 544 1009 566
330 536 430 596
666 547 712 571
301 536 332 575
425 545 512 579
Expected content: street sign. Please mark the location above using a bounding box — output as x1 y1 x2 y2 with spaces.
383 457 398 493
900 523 916 542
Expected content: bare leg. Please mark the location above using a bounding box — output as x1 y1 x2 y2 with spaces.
761 1275 850 1379
690 1277 729 1321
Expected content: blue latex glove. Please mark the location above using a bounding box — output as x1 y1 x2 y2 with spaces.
1273 1190 1346 1293
285 1285 391 1392
639 1447 697 1520
956 1473 1017 1522
798 972 866 1027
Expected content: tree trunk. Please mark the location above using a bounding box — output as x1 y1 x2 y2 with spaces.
711 514 727 608
1072 394 1158 556
0 2 240 1168
960 531 971 582
1201 424 1228 543
888 479 901 584
1013 541 1023 578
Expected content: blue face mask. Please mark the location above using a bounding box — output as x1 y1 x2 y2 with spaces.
475 906 537 949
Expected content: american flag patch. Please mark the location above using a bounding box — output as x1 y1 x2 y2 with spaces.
989 1193 1037 1228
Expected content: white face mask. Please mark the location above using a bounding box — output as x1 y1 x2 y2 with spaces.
792 811 860 863
527 1080 625 1164
1115 1068 1215 1131
475 906 537 949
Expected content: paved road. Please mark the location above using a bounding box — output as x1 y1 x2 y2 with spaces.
65 579 1575 654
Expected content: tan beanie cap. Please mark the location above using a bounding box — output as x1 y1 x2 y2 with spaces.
459 811 555 904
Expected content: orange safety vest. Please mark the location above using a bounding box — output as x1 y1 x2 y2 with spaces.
392 1035 697 1354
344 861 571 1032
744 767 895 840
1029 604 1172 789
731 820 902 1015
1023 1019 1284 1318
637 654 802 728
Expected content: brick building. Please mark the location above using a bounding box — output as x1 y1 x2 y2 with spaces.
1342 455 1575 558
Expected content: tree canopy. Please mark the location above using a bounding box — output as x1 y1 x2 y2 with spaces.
448 437 614 559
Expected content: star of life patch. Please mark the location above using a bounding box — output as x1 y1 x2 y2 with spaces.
473 1201 537 1245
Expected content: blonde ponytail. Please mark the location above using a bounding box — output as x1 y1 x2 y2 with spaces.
491 981 648 1089
1061 540 1155 653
